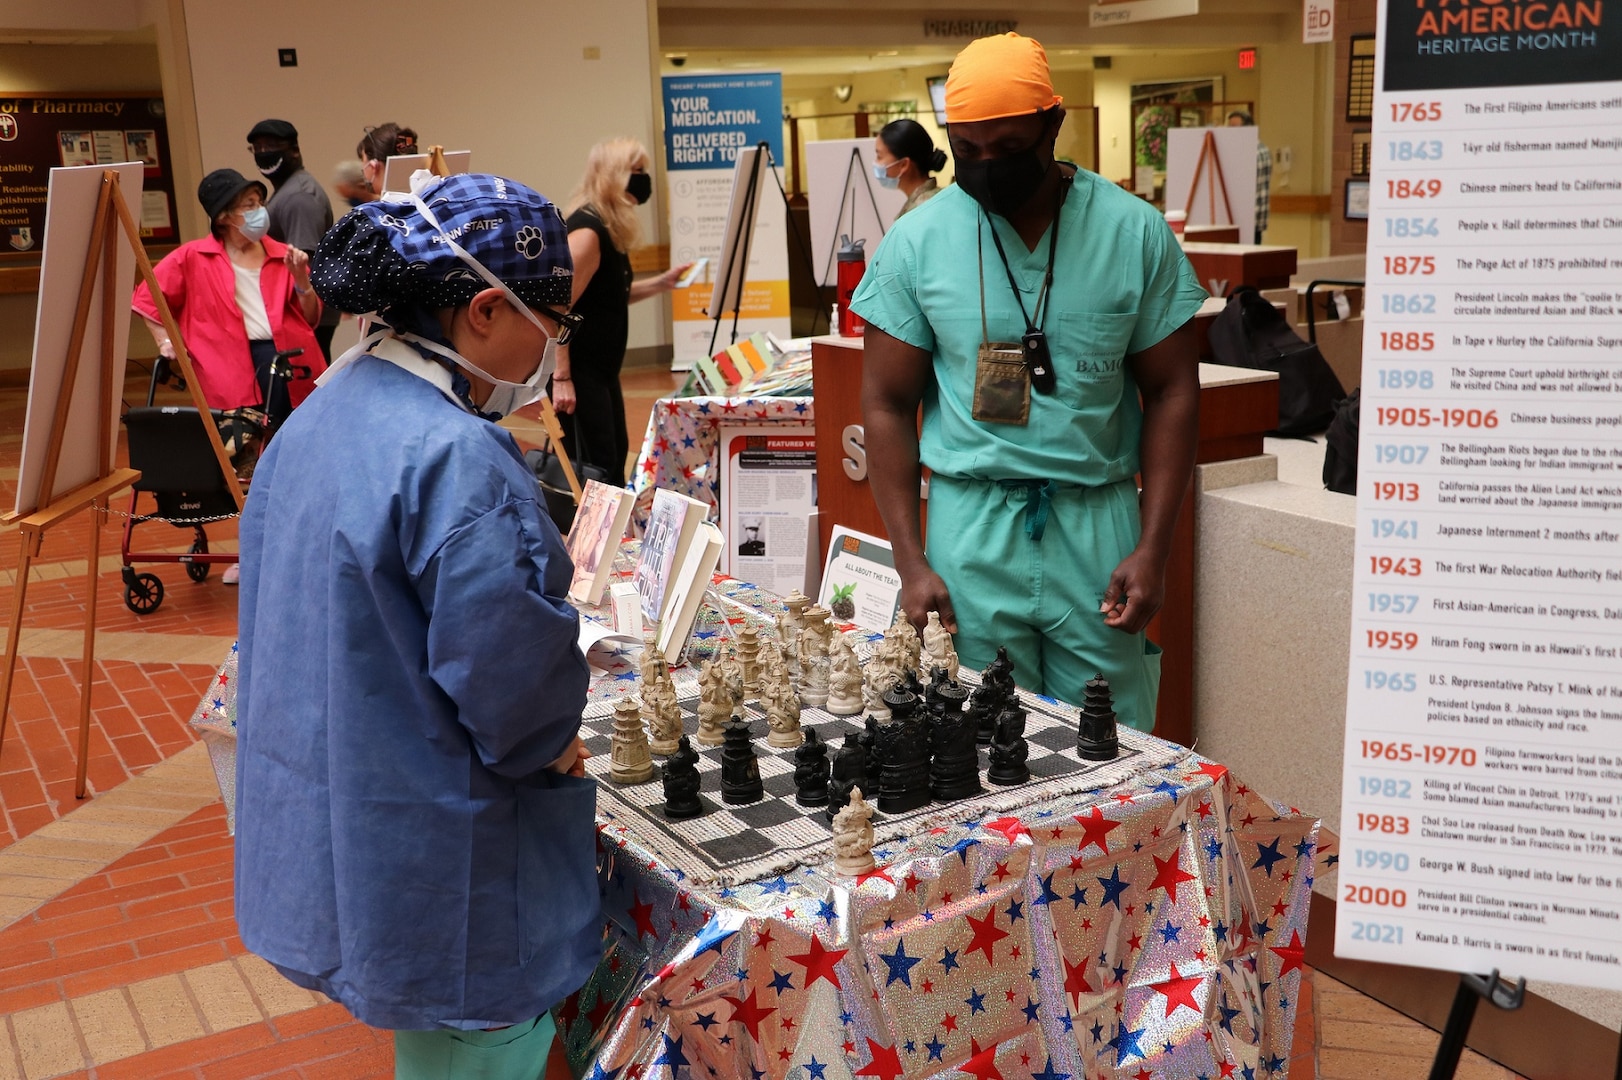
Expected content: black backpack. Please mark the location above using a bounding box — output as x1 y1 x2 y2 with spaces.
1208 286 1346 436
1322 389 1360 495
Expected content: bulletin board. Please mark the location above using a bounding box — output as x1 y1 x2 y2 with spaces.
0 93 178 259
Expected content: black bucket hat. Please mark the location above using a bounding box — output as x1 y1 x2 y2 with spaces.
197 168 267 222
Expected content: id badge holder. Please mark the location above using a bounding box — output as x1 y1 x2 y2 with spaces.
972 341 1031 425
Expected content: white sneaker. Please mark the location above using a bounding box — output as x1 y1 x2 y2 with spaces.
222 564 240 586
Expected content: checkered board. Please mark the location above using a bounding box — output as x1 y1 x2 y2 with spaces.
581 666 1178 886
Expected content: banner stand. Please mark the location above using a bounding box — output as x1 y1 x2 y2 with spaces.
1425 971 1525 1080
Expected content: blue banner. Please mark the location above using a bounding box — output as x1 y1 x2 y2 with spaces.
662 73 783 171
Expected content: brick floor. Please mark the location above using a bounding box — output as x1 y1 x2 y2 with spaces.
0 658 214 846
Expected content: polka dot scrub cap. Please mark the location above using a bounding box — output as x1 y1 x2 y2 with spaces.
310 173 573 320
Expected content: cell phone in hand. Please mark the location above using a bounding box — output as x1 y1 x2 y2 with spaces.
675 258 708 290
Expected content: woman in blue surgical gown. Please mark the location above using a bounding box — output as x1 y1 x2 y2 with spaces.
234 174 597 1080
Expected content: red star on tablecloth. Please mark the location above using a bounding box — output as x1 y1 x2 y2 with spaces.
1188 761 1229 784
1271 929 1306 976
1154 962 1204 1016
627 892 658 939
785 934 848 989
857 866 894 886
961 1038 1005 1080
1074 806 1122 855
963 907 1009 965
1150 850 1197 904
1063 955 1094 1007
854 1038 904 1080
720 988 776 1041
982 816 1029 843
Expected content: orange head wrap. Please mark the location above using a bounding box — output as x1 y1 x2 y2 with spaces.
944 33 1064 125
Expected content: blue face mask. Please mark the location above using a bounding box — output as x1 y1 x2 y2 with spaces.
238 205 270 241
872 160 902 190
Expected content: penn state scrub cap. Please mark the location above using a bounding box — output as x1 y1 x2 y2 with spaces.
310 173 573 322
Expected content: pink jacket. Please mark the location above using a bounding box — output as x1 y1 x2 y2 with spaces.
132 234 325 410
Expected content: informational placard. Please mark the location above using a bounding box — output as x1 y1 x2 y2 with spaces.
0 94 176 255
718 426 816 595
818 525 902 632
1336 0 1622 992
1089 0 1198 28
805 138 905 288
662 73 790 369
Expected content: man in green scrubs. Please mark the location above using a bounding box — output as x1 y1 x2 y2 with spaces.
851 32 1206 730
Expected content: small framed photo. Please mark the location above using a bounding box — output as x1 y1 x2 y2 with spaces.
1345 179 1370 220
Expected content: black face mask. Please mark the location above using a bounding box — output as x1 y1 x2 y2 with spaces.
627 171 653 204
254 149 288 176
953 127 1053 218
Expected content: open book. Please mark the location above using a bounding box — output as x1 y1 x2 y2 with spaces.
632 488 709 625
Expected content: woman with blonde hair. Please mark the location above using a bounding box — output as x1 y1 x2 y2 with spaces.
551 137 689 488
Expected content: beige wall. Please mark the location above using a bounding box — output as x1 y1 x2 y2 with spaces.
180 0 667 355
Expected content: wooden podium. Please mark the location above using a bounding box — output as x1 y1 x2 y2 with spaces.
1180 241 1298 298
809 331 1278 747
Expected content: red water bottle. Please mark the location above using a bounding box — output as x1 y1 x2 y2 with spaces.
836 235 867 337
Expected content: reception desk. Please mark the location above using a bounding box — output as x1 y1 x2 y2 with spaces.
810 332 1277 746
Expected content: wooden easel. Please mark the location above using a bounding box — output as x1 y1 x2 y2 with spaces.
0 169 243 798
1181 130 1236 228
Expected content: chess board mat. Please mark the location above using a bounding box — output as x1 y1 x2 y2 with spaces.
582 665 1181 885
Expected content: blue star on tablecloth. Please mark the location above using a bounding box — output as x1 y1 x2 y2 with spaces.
1097 866 1129 908
880 941 922 987
1253 838 1286 876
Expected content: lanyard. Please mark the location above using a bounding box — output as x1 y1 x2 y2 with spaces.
981 175 1070 337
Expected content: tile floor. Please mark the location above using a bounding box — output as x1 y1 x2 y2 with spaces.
0 367 1528 1078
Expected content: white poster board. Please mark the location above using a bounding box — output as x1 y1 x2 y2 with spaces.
718 426 816 596
15 162 144 517
708 146 772 318
805 139 905 288
1164 127 1257 243
381 150 471 195
1335 0 1622 992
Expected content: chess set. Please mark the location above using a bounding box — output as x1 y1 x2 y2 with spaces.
579 595 1178 885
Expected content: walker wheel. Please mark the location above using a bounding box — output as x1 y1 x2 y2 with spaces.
123 572 165 615
185 539 210 583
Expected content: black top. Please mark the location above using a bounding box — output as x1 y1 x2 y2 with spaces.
565 206 632 381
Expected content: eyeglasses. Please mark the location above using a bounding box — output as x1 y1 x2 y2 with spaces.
534 306 583 345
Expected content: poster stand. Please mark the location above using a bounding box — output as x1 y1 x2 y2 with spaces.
1425 971 1525 1080
816 147 887 287
1181 130 1235 228
0 169 243 798
706 141 824 354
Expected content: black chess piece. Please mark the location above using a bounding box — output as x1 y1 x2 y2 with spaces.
860 715 884 796
882 707 934 807
720 717 763 804
986 704 1030 786
661 735 704 819
986 646 1015 695
1076 674 1120 761
826 733 868 824
969 683 1000 747
928 696 984 802
794 728 832 807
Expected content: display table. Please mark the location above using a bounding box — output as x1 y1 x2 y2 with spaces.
191 568 1317 1080
1179 242 1298 297
563 574 1317 1080
630 395 813 534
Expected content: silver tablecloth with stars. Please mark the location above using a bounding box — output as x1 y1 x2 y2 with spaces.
565 576 1321 1080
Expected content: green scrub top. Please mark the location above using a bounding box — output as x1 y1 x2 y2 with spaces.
850 171 1207 487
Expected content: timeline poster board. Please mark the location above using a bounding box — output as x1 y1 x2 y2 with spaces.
662 73 790 369
1335 0 1622 991
718 426 816 595
0 94 177 255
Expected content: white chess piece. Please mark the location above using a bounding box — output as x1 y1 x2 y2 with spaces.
830 786 876 876
696 660 730 747
766 688 804 748
609 696 655 784
647 679 682 755
922 611 953 679
737 623 763 695
825 635 863 717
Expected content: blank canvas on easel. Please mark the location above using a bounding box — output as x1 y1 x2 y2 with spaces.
1164 127 1258 243
806 139 905 288
15 162 144 518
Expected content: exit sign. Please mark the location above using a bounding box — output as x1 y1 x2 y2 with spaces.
1237 47 1257 69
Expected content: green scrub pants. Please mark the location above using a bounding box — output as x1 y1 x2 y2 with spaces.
926 474 1162 730
394 1014 555 1080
